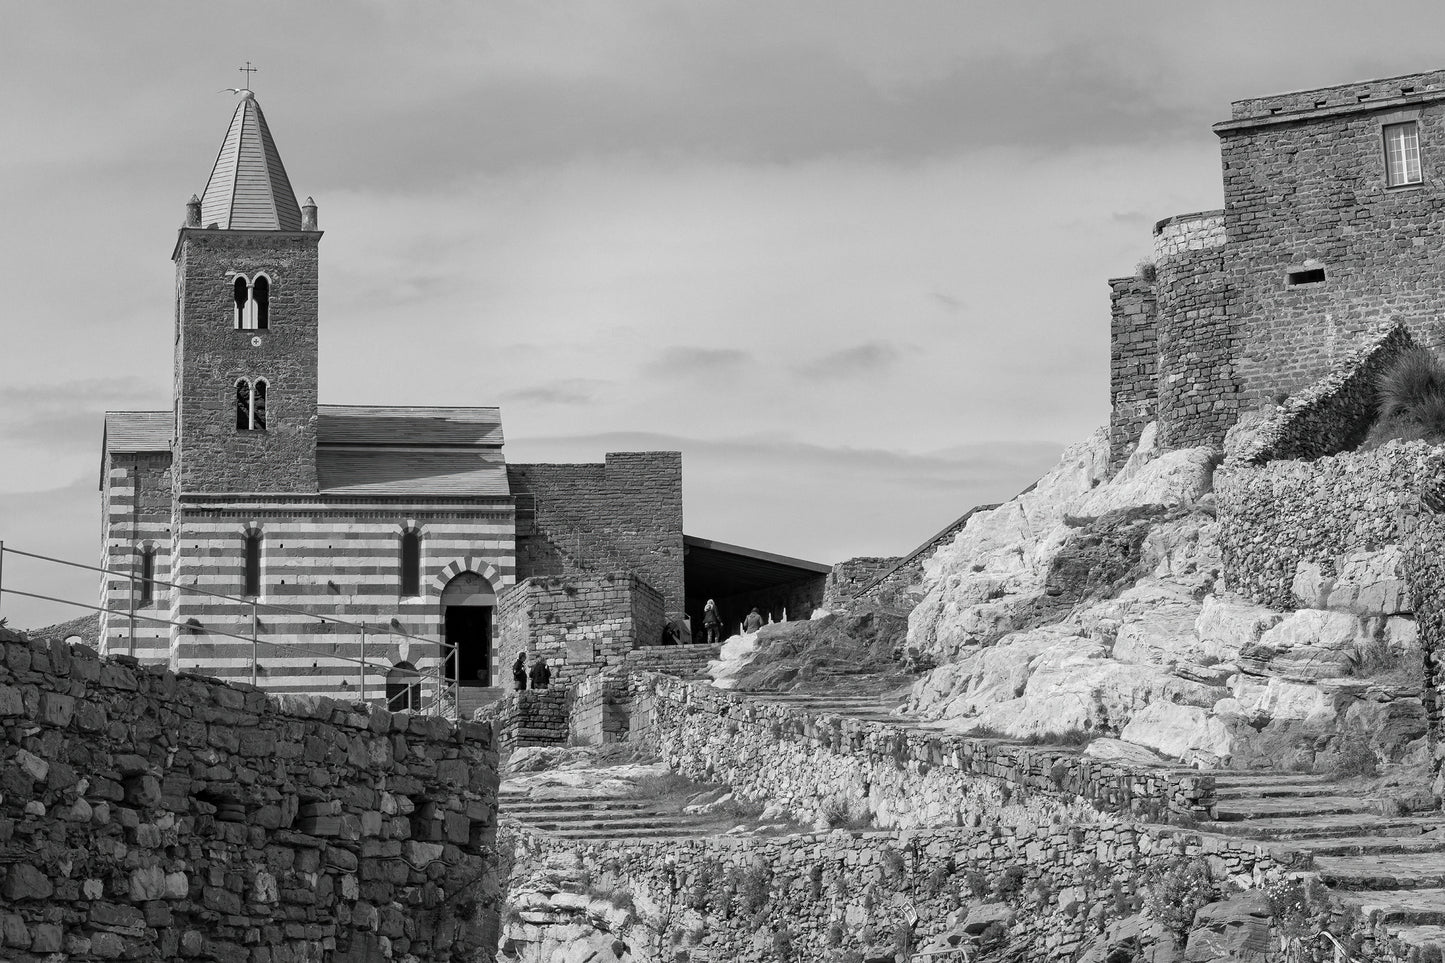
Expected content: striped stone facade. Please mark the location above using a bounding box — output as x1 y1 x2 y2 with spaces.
98 452 174 663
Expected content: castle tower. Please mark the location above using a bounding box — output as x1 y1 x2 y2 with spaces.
172 90 321 494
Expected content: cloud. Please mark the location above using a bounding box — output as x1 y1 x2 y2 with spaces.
796 341 907 380
499 380 606 407
644 347 752 377
930 291 964 313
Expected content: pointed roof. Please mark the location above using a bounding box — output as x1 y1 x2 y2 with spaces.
199 91 302 231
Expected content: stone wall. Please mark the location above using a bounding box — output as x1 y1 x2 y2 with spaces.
822 557 901 609
174 230 321 495
1405 517 1445 792
1217 81 1445 406
1152 212 1235 450
99 451 175 662
505 810 1284 963
841 504 999 614
623 643 721 682
1108 275 1159 469
569 673 632 747
0 626 500 963
507 453 684 615
481 688 569 755
630 674 1213 829
497 573 664 690
1217 442 1441 607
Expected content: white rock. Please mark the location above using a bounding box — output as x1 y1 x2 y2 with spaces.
1074 444 1216 517
1119 702 1235 765
1329 547 1409 616
1195 595 1286 663
1247 609 1361 679
1228 676 1340 726
1083 737 1171 767
1100 581 1206 667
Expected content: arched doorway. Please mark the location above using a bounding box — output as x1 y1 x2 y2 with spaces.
440 571 496 688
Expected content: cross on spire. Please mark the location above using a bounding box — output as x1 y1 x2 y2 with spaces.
239 61 258 88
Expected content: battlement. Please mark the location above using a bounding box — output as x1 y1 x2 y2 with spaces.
1227 68 1445 124
1152 210 1226 261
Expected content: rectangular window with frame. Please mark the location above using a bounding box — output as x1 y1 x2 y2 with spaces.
1384 121 1423 186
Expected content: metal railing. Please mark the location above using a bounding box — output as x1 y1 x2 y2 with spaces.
0 540 460 722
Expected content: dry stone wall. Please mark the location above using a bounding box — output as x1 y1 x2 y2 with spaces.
1404 517 1445 792
631 674 1212 828
1108 275 1159 469
0 626 500 963
506 807 1284 962
480 689 568 755
1217 442 1440 607
568 674 631 746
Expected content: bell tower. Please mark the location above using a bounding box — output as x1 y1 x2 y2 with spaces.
172 90 322 494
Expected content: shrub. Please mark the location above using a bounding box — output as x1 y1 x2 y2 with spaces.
1136 259 1157 282
772 924 794 961
1142 858 1215 944
1328 738 1379 778
881 846 906 879
740 862 772 914
964 869 989 897
993 865 1028 900
1366 346 1445 447
809 863 824 898
825 920 845 947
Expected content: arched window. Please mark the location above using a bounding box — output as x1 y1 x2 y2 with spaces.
236 380 252 429
139 547 156 606
243 531 262 597
235 380 267 431
386 662 421 712
252 275 270 330
233 276 250 329
400 529 421 596
252 379 267 431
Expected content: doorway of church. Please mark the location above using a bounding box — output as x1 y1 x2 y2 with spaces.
444 605 492 687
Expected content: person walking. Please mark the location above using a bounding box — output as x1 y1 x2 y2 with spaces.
743 607 764 633
511 652 528 691
529 655 551 690
703 599 722 645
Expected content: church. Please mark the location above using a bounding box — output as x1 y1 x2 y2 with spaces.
98 90 831 715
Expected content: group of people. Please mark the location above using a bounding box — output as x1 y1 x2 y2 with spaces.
510 652 551 691
699 599 766 644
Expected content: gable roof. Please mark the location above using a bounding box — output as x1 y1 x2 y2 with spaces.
200 92 303 231
104 411 170 453
317 406 504 447
317 448 508 496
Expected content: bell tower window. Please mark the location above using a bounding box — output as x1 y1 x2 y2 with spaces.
400 528 422 597
235 379 268 431
243 530 262 598
233 274 272 330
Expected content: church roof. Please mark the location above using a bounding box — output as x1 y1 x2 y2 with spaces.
103 411 170 453
317 406 504 447
317 449 509 496
199 92 303 231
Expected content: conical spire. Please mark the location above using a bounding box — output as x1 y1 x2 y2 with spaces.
199 91 303 231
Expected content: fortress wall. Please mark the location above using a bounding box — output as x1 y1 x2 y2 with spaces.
167 497 514 696
504 797 1285 962
507 452 684 615
822 556 900 609
478 688 569 754
1108 275 1159 468
1217 442 1439 608
99 451 174 662
1152 213 1236 450
496 572 663 690
630 674 1213 829
1219 100 1445 406
0 626 499 963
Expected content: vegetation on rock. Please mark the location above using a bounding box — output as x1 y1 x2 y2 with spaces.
1364 345 1445 447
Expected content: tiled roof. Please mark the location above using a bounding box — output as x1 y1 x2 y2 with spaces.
317 406 504 447
317 449 508 496
104 411 170 453
199 93 303 231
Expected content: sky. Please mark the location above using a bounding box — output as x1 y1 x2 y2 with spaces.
1 0 1442 626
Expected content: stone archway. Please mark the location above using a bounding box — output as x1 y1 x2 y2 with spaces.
439 570 497 688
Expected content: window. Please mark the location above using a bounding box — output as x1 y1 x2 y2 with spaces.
386 662 421 712
233 274 272 330
243 531 262 597
1288 267 1326 286
1385 122 1422 186
400 529 422 596
235 379 267 431
139 547 155 606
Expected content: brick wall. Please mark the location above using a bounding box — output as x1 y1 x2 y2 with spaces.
1217 86 1445 406
1107 275 1158 467
0 625 499 962
568 673 631 746
496 573 663 689
173 230 321 494
507 452 684 615
98 452 174 662
164 494 514 700
822 557 900 609
1152 212 1235 450
480 688 569 755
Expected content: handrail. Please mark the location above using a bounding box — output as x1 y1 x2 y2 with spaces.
0 541 462 722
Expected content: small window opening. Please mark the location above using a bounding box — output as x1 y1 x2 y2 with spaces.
236 380 252 429
252 380 267 431
139 547 156 606
386 662 421 712
233 276 250 329
1288 268 1327 286
252 276 270 330
1358 93 1372 102
1403 86 1417 95
400 529 421 597
1385 121 1423 186
243 532 262 597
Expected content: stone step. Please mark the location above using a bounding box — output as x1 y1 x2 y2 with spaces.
1315 853 1445 891
1335 888 1445 925
524 818 720 834
499 796 649 811
1200 812 1434 841
524 825 730 841
1212 773 1332 786
507 809 699 826
1213 784 1352 801
1385 923 1445 950
1210 795 1375 821
1281 834 1445 858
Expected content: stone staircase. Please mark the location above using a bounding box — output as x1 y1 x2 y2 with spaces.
500 788 755 842
735 687 917 725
